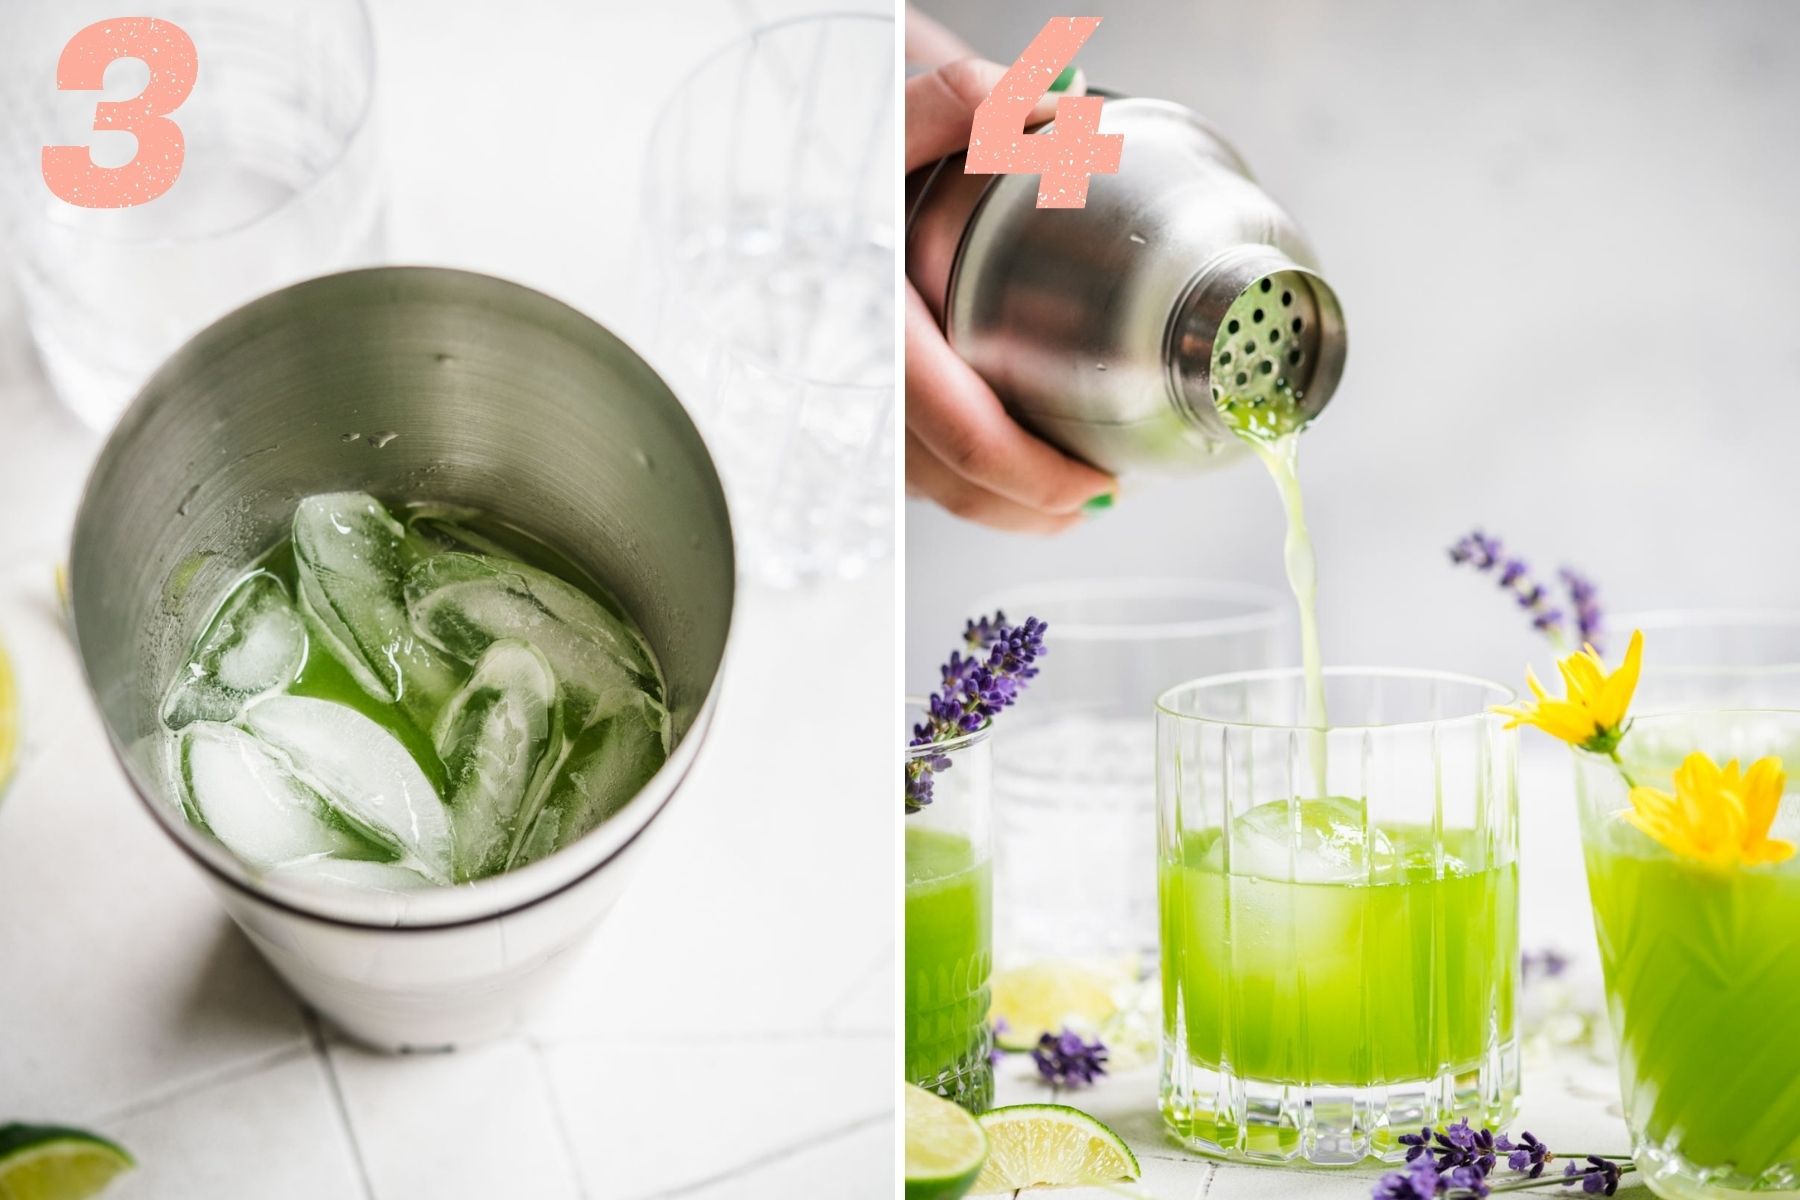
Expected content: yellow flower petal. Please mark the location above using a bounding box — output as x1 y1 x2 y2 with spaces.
1625 749 1794 869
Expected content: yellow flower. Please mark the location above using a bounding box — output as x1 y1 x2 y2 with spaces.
1624 751 1795 868
1494 629 1643 754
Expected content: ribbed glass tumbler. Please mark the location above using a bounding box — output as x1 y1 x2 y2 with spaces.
1156 668 1520 1165
904 703 994 1113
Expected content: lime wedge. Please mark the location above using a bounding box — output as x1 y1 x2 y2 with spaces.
971 1104 1139 1194
0 1125 134 1200
0 635 17 800
988 961 1123 1047
905 1084 987 1200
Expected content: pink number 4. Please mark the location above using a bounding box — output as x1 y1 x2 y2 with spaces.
41 17 199 210
963 17 1124 209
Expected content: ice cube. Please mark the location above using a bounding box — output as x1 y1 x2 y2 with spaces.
292 492 458 712
405 503 520 561
404 551 662 727
178 723 372 868
511 694 667 869
1207 796 1395 883
161 571 306 729
433 638 561 881
243 694 454 884
267 857 433 893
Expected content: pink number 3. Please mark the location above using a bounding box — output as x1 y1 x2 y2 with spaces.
964 17 1124 209
41 17 199 210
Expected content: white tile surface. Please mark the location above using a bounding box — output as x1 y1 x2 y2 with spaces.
0 3 895 1196
100 1053 366 1200
327 1036 582 1200
543 1031 890 1198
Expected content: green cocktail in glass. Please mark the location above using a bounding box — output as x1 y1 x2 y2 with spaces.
1161 814 1517 1090
1578 710 1800 1199
1158 669 1520 1165
904 712 994 1113
905 827 993 1107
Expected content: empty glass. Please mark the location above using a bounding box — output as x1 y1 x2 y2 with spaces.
640 14 894 587
1157 668 1519 1165
0 0 381 428
978 580 1289 980
1612 609 1800 712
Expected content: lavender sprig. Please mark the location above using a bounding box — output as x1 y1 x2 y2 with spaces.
1520 947 1571 986
1447 530 1606 654
1374 1124 1631 1200
905 612 1047 814
1030 1027 1108 1088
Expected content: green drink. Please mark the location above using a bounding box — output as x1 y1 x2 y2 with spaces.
1161 811 1517 1091
1584 845 1800 1184
161 492 670 889
905 826 994 1112
1156 675 1520 1165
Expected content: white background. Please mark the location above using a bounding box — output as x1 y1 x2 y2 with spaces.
0 1 892 1197
906 0 1800 690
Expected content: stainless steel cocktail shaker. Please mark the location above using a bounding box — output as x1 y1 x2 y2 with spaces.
907 96 1347 473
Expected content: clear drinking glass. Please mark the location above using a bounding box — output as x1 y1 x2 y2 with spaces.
980 580 1289 979
1612 609 1800 712
904 702 994 1113
0 0 381 428
1576 711 1800 1199
640 14 894 587
1157 668 1520 1165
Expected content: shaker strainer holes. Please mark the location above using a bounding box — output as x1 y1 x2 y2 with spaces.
1219 350 1233 365
1235 371 1249 385
1252 308 1265 323
1259 361 1273 375
1259 278 1273 293
1269 328 1281 343
1291 317 1304 333
1243 340 1256 355
1227 319 1240 334
1288 349 1303 366
1281 290 1293 306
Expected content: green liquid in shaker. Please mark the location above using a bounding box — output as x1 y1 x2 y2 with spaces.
159 492 670 889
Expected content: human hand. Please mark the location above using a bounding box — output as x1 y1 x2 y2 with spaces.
903 55 1117 533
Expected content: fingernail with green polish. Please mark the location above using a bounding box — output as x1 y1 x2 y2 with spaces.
1049 65 1078 93
1082 492 1114 515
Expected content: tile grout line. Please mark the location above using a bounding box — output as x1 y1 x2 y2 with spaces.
90 1040 313 1127
816 938 893 1031
638 1110 890 1200
304 1012 379 1200
525 1038 590 1200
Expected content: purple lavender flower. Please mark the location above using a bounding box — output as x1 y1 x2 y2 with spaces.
1521 948 1571 986
1030 1027 1107 1088
1374 1157 1443 1200
1447 530 1605 653
906 612 1048 813
1560 568 1604 648
1444 1164 1491 1198
1561 1156 1622 1196
1399 1126 1434 1164
1498 1130 1553 1178
1433 1118 1498 1177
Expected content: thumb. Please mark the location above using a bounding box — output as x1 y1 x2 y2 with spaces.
904 56 1087 173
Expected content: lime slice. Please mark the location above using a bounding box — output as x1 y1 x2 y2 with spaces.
971 1105 1139 1194
0 1124 134 1200
905 1084 987 1200
989 961 1123 1047
0 635 17 800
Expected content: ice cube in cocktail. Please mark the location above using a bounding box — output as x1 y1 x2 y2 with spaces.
160 492 671 891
